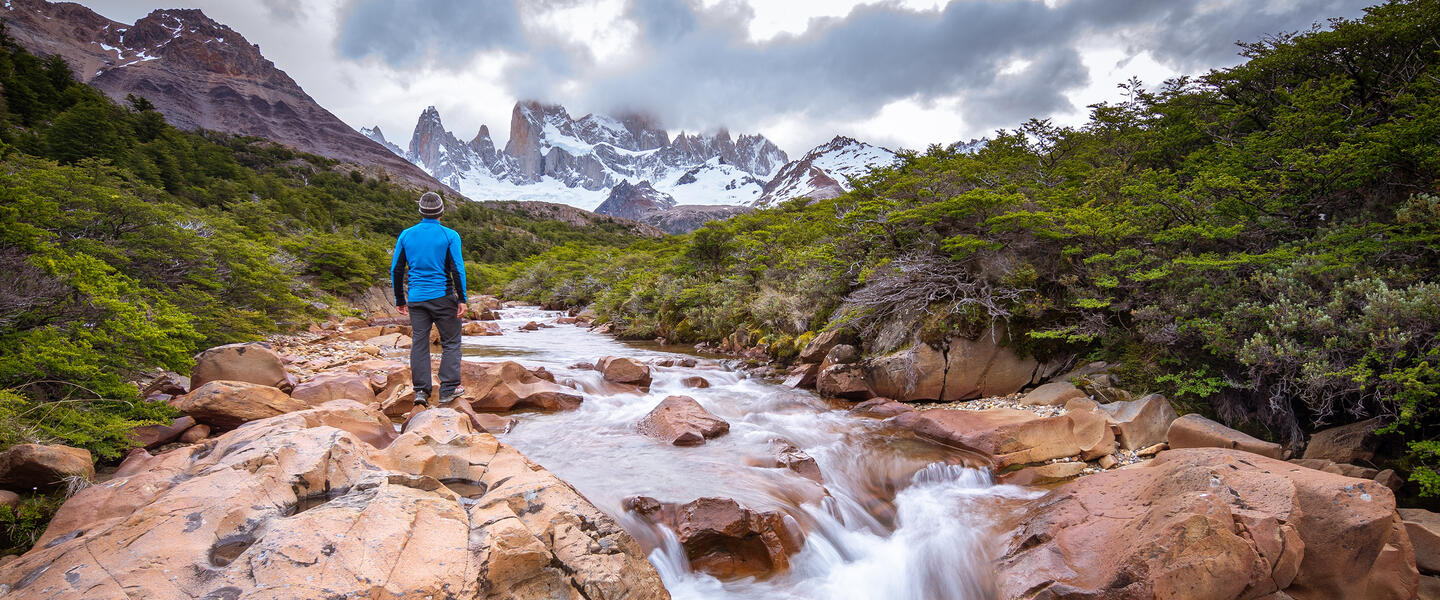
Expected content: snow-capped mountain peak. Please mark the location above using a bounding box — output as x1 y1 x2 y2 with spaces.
753 135 900 207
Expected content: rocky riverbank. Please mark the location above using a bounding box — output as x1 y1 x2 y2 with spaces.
0 303 1433 599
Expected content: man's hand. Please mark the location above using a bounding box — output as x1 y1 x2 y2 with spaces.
397 304 408 316
456 303 468 318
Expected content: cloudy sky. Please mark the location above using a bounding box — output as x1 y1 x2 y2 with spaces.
88 0 1373 156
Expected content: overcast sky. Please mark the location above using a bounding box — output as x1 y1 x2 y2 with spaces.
86 0 1374 156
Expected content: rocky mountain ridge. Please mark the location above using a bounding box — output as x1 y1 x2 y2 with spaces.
380 102 787 211
0 0 447 192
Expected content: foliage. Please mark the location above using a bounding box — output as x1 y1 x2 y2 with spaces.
0 492 63 554
493 1 1440 493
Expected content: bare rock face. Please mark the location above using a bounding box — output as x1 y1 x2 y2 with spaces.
996 448 1419 600
598 356 653 390
783 363 819 389
189 342 288 390
864 342 946 401
458 361 583 412
861 331 1062 403
1303 416 1387 464
1399 508 1440 575
290 371 377 406
850 397 915 418
595 180 677 220
637 396 730 446
816 364 872 400
1097 393 1180 451
1168 413 1284 459
624 496 803 579
1 402 670 600
0 444 93 491
899 406 1114 468
170 380 309 429
799 329 857 364
1019 381 1088 406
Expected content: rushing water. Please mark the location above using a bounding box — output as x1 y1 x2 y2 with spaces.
465 307 1043 600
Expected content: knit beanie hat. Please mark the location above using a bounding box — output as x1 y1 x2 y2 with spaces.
418 192 444 217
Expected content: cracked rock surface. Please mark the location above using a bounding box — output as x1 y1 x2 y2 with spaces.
0 401 669 600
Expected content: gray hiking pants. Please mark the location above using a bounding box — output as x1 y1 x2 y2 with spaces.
408 296 462 396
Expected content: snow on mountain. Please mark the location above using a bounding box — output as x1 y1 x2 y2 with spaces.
360 126 403 156
753 136 900 207
399 102 786 210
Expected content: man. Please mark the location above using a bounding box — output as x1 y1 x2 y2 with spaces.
391 191 467 407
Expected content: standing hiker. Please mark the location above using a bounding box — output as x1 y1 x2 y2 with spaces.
391 191 467 407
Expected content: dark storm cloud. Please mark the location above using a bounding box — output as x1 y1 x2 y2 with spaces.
335 0 524 68
335 0 1374 134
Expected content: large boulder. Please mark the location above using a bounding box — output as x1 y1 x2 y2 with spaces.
1400 509 1439 575
598 356 653 389
290 371 377 406
864 343 946 401
1303 417 1387 464
943 334 1042 401
1019 381 1088 406
128 416 196 449
461 321 502 336
996 448 1418 600
782 363 819 389
189 342 288 390
816 364 873 400
0 444 93 491
798 329 856 364
637 396 730 446
2 404 669 600
898 406 1113 468
1168 413 1284 459
459 361 583 412
1097 393 1179 451
624 496 803 579
170 380 309 429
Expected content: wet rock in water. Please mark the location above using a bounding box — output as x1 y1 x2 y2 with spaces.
798 328 857 364
1167 413 1284 459
598 356 653 390
816 364 873 400
682 376 711 389
850 397 915 418
899 406 1113 468
1303 417 1387 465
461 321 501 336
520 321 542 331
0 444 93 491
624 496 803 579
996 448 1419 600
765 440 823 483
469 413 517 434
1398 508 1439 575
178 424 211 444
637 396 729 446
189 342 289 390
459 361 583 412
170 380 309 430
782 363 819 389
1097 393 1179 451
129 416 195 449
529 366 556 382
997 461 1087 486
1 403 668 600
290 371 377 406
1018 381 1088 407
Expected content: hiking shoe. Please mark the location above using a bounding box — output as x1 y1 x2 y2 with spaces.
413 391 430 408
439 386 466 404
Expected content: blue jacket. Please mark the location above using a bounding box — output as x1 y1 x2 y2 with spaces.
390 219 466 305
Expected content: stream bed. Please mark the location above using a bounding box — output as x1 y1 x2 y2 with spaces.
465 307 1042 600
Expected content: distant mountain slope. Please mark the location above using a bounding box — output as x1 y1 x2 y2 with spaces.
753 136 898 207
380 102 786 210
0 0 448 192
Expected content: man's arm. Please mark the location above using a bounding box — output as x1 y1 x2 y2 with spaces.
390 233 408 309
446 230 467 317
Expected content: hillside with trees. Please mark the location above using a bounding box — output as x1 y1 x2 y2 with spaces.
491 0 1440 497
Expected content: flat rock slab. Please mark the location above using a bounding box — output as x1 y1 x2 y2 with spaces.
0 402 668 600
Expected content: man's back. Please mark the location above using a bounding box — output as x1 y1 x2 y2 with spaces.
391 218 465 304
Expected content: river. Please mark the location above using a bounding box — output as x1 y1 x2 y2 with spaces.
464 307 1042 600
